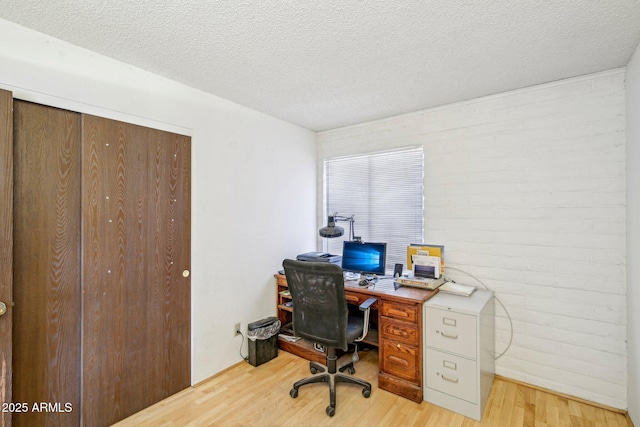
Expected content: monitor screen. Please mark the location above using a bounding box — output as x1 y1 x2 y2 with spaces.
341 241 387 275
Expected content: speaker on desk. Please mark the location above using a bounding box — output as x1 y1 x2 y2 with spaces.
394 263 403 278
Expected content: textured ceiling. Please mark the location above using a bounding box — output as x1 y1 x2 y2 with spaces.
2 1 640 131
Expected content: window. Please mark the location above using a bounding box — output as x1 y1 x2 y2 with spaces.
323 147 424 274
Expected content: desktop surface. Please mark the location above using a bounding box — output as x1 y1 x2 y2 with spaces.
343 276 437 303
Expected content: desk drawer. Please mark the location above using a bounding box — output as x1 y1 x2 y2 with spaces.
381 300 418 323
425 307 476 359
380 340 419 383
425 348 477 404
345 292 378 309
380 318 419 347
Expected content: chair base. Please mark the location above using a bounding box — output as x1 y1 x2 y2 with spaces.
289 348 371 417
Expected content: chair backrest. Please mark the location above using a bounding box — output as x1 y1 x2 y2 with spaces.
282 259 349 351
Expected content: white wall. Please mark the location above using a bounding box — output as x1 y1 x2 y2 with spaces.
626 40 640 424
0 19 317 385
318 71 628 409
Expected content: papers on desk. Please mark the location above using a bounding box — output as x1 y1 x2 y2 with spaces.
370 278 396 292
407 244 445 275
438 281 476 296
278 334 300 342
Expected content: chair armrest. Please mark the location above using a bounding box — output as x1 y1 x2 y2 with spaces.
355 297 377 343
359 297 377 311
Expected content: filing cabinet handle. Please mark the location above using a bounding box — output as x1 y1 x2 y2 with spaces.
439 331 458 339
441 374 459 383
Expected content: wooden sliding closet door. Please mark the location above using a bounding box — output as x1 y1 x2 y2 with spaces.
9 100 190 427
81 115 191 426
12 101 82 427
0 90 14 427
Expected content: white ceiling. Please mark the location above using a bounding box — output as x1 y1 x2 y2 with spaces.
2 1 640 131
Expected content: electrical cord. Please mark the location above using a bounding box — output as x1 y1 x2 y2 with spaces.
444 266 513 360
237 331 248 361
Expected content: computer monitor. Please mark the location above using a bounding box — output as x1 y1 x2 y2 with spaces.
341 241 387 275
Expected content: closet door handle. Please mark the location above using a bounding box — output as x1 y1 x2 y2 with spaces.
0 301 7 317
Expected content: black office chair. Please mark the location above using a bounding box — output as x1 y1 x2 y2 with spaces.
282 259 376 417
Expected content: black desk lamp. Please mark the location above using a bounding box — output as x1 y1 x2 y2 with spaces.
319 213 360 242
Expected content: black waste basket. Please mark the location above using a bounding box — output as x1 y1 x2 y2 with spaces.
247 316 281 367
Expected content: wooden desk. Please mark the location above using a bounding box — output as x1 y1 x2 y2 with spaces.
275 274 438 402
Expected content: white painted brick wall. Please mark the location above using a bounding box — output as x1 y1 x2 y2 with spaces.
317 70 627 409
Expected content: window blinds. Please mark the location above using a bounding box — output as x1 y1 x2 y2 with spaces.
323 147 424 274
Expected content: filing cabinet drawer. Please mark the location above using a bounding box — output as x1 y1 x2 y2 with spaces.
425 307 476 359
425 348 477 404
380 318 419 347
381 340 420 383
381 300 418 323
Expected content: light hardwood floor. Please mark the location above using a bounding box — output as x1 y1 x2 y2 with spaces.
113 349 631 427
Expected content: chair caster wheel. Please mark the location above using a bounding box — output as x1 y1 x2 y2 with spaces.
362 388 371 398
347 366 355 375
310 367 317 374
326 405 335 417
290 388 298 398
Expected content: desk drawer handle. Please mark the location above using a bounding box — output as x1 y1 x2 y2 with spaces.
389 355 409 367
388 326 409 338
441 374 459 383
439 331 458 339
388 308 409 318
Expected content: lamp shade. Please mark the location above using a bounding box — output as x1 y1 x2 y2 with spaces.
319 215 344 238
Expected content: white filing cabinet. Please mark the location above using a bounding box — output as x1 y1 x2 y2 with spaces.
423 289 494 421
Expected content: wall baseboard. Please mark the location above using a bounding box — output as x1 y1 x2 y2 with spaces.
193 360 247 388
495 375 630 420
